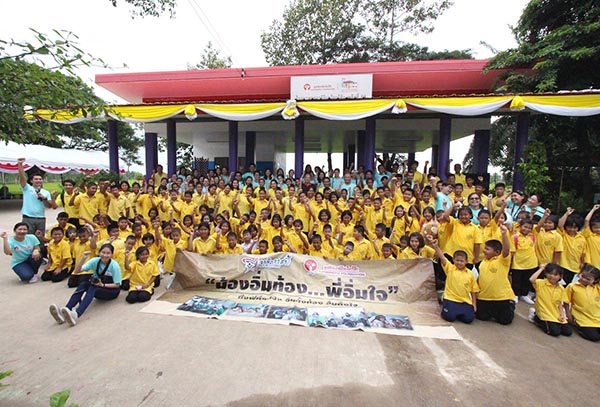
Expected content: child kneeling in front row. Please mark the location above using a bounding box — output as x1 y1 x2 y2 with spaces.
429 236 479 324
566 265 600 342
124 246 160 304
528 263 572 337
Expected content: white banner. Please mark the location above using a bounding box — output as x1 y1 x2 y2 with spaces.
291 74 373 100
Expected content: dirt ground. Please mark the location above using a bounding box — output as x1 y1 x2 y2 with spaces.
0 200 598 407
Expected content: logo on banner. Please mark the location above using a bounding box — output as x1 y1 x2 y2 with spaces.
303 259 319 275
241 254 293 273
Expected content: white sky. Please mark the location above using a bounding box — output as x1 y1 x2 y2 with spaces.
1 0 529 172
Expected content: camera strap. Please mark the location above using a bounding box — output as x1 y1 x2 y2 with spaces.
96 259 110 277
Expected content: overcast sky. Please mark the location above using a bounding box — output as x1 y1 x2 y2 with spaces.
1 0 529 171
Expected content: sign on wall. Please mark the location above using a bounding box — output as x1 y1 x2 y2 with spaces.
291 74 373 100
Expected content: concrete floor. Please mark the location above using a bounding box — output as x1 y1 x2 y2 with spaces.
0 200 598 407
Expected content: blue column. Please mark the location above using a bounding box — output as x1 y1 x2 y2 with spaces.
437 117 451 181
107 120 119 175
245 131 256 169
364 118 376 172
145 132 158 180
294 117 304 178
228 121 238 173
408 152 415 164
513 112 530 192
356 130 366 170
473 129 490 175
431 144 439 171
166 120 177 177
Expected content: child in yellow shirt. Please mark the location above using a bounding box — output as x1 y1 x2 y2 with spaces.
42 227 72 283
528 263 572 337
218 232 244 254
557 207 586 284
566 265 600 342
125 246 160 304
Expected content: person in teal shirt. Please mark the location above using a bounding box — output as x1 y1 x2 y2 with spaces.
1 222 43 283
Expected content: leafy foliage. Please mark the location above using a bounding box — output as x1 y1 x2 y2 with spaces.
261 0 458 65
109 0 177 18
188 41 232 70
0 370 13 387
49 389 79 407
517 141 551 196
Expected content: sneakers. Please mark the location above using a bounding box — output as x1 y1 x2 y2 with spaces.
521 295 535 305
61 307 78 327
513 296 519 304
49 304 65 324
28 274 39 284
528 307 536 323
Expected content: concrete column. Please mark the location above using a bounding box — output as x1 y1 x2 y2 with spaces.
472 129 490 175
145 132 158 180
437 117 451 181
357 130 366 170
245 131 256 168
294 117 304 178
513 112 530 192
364 118 376 172
107 120 119 175
228 121 238 173
166 120 177 177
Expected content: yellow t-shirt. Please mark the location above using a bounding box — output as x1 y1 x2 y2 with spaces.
47 239 73 271
56 191 80 219
337 222 355 244
442 261 479 304
566 282 600 327
444 217 483 263
371 236 390 259
477 254 514 301
399 246 435 260
192 237 217 254
129 259 160 294
221 244 244 254
74 194 100 220
218 192 235 214
349 238 373 260
534 279 569 324
308 246 334 258
510 231 538 270
583 227 600 268
363 206 384 236
558 229 586 273
478 219 501 243
534 228 563 265
71 240 93 274
107 195 130 222
291 203 312 233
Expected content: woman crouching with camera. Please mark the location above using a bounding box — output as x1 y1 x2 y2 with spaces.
49 243 121 327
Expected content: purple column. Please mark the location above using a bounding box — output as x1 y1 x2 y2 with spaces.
145 132 158 180
294 117 304 178
356 130 366 169
166 120 177 177
437 117 451 181
245 131 256 168
513 112 530 192
473 129 490 175
107 120 119 175
431 144 439 171
228 121 238 173
364 118 376 172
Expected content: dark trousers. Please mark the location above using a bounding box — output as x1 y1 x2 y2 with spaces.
575 325 600 342
476 299 515 325
126 290 152 303
66 281 120 316
68 274 91 288
533 315 573 337
41 269 69 283
441 299 475 324
120 279 130 291
510 268 536 296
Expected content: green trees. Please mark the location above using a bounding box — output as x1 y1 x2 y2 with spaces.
480 0 600 207
260 0 465 65
188 41 232 70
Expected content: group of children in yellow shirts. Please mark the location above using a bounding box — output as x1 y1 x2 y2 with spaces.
39 168 600 341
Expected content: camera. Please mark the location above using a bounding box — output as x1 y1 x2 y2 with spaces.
90 276 101 285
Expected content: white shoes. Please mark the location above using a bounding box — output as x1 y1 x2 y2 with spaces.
61 307 78 327
528 307 536 323
49 304 65 324
513 296 519 304
28 274 39 284
521 295 535 305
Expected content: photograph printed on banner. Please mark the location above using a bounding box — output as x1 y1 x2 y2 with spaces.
226 303 269 318
366 313 413 330
266 306 307 322
307 307 368 329
177 296 236 316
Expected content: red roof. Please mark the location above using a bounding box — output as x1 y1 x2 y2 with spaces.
96 59 507 104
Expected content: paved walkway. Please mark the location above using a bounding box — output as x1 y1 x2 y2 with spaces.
0 201 598 406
